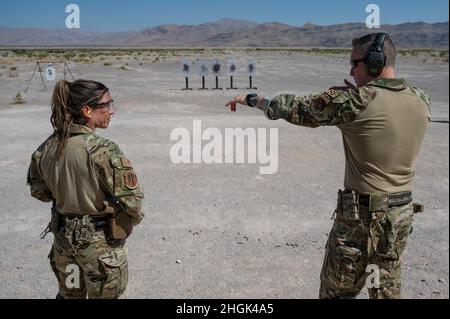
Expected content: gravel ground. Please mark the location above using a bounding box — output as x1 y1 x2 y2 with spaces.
0 51 448 299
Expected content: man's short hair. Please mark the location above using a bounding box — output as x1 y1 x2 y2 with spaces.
352 33 397 68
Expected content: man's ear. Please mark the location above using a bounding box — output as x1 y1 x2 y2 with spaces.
81 106 92 119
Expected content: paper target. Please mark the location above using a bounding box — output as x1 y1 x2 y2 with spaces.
247 59 256 76
182 57 191 75
46 63 56 81
228 58 237 75
199 59 209 77
212 58 221 75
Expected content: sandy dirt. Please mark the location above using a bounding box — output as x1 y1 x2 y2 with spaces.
0 50 448 299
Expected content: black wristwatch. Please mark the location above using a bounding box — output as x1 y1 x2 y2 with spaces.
245 94 258 107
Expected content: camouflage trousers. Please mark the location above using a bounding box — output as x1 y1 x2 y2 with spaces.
48 216 128 299
319 193 415 299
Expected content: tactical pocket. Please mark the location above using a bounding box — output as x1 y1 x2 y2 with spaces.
372 204 415 261
108 213 131 240
335 245 362 289
98 248 128 299
322 241 362 291
337 191 360 221
372 214 396 260
386 205 414 259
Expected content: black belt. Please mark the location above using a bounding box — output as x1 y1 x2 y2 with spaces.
358 191 412 208
59 215 108 231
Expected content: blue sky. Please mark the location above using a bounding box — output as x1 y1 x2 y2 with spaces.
0 0 448 32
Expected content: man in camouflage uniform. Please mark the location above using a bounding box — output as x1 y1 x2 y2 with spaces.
226 33 430 299
27 82 144 299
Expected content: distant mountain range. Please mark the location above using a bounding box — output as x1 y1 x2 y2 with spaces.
0 19 448 48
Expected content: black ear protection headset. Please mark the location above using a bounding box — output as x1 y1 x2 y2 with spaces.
365 32 388 77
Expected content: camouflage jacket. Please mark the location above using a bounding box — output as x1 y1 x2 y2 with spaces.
263 78 430 127
27 124 144 226
262 78 431 193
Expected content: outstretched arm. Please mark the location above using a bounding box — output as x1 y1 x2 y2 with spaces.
226 83 371 127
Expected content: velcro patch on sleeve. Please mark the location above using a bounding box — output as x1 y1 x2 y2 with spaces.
324 89 341 99
121 157 133 168
319 93 332 105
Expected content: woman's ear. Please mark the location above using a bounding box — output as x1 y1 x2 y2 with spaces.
81 105 92 119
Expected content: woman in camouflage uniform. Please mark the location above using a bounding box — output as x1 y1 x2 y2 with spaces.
27 80 144 299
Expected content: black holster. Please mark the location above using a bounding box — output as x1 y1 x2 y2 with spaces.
50 201 61 234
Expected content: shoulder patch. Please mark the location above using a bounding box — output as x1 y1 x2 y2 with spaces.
319 89 342 106
121 157 132 168
110 154 124 168
123 170 138 190
325 89 341 99
319 92 331 105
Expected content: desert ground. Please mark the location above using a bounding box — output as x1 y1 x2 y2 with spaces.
0 48 448 299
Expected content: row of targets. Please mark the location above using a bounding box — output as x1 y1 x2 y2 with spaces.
181 57 257 90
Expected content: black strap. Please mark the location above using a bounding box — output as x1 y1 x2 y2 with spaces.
58 215 108 230
359 191 412 208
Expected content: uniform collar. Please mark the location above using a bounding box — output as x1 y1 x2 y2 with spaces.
366 78 408 90
69 123 95 135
